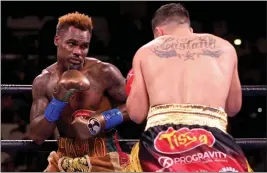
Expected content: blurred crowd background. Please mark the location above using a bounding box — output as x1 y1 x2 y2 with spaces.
1 1 266 172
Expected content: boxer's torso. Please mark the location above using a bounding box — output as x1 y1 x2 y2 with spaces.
44 58 113 138
141 33 235 110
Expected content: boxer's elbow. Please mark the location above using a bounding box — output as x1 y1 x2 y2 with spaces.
226 106 241 117
126 100 144 124
127 107 146 124
29 115 56 144
29 123 50 145
129 114 144 124
28 131 46 145
225 98 242 117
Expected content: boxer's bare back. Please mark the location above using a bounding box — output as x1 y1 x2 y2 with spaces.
30 58 126 141
141 33 242 116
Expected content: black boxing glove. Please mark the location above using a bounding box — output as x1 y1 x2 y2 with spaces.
44 70 90 122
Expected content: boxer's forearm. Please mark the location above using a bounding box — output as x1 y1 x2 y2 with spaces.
30 97 67 144
117 104 130 122
100 104 130 130
29 115 57 144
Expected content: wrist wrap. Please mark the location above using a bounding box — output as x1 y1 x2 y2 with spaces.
44 97 67 122
102 108 123 130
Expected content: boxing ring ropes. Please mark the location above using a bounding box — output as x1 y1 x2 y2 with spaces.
1 84 267 153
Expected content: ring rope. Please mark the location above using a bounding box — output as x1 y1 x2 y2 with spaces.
1 84 267 96
1 85 266 152
1 138 266 152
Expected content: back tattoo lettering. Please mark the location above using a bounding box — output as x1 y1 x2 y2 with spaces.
152 36 224 60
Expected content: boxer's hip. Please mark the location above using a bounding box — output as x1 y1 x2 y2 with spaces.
57 130 121 158
131 104 252 172
145 103 228 132
44 131 130 172
44 150 129 172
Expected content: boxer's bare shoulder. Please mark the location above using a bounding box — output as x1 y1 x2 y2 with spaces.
45 63 57 73
83 57 112 74
142 33 233 58
90 59 127 102
32 68 52 95
84 57 116 71
70 57 127 104
32 63 62 101
84 57 125 86
84 57 101 66
135 33 238 110
32 73 49 99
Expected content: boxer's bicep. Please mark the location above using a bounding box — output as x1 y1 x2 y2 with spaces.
29 73 57 144
127 51 149 124
30 97 49 122
30 74 50 122
105 64 127 102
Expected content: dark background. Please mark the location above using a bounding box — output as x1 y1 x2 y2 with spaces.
1 1 266 172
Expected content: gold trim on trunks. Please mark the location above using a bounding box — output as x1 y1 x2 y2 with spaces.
123 142 143 172
58 155 91 172
146 104 228 133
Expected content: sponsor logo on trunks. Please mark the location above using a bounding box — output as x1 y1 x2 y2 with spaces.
219 167 239 172
158 151 227 167
154 127 215 154
88 118 101 136
158 156 174 168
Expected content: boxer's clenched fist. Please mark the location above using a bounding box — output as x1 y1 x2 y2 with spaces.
54 70 90 102
72 112 106 140
71 117 91 140
71 107 127 140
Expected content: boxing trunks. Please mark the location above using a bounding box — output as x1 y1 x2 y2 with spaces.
44 110 130 172
128 104 253 172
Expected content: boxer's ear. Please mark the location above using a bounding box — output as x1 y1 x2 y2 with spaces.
54 35 59 46
154 27 164 38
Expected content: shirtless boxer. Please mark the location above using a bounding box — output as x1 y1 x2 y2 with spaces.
28 12 130 172
125 3 253 172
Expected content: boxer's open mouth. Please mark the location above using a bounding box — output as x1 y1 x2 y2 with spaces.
72 109 96 120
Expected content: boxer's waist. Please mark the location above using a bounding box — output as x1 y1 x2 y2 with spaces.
57 130 121 158
146 104 228 133
57 137 107 158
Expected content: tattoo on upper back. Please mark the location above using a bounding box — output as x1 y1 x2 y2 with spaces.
202 49 222 58
152 36 224 60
